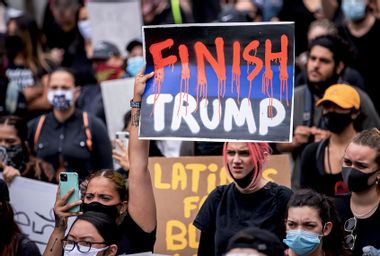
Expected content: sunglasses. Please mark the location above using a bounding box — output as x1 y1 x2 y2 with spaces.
344 217 357 250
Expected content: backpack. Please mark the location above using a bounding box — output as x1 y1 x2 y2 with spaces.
33 112 93 152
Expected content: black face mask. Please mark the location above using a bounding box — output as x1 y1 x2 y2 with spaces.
321 112 353 134
81 202 120 220
233 169 254 189
342 167 379 192
0 145 27 171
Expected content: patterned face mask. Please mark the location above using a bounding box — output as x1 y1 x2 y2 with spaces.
47 89 74 111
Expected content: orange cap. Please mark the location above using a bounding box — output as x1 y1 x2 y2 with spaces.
316 84 360 110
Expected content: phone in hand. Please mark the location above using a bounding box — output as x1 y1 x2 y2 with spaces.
115 131 129 151
59 172 80 213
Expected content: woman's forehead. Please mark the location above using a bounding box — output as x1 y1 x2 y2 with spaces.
227 142 248 149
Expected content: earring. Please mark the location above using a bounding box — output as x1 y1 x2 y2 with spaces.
376 178 379 185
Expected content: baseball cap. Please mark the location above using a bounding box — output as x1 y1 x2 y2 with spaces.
92 41 121 60
0 179 10 202
226 226 284 256
316 84 360 110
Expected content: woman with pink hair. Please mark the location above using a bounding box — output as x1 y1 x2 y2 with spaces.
193 142 293 256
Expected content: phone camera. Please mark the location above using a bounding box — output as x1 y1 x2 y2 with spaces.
60 173 67 182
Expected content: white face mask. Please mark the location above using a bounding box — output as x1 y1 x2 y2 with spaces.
63 245 109 256
47 89 74 111
78 19 92 40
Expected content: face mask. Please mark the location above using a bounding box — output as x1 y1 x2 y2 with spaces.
283 229 321 255
126 56 145 77
234 169 255 189
78 20 92 41
63 245 109 256
47 89 74 111
81 202 120 220
0 144 27 171
341 167 379 192
321 112 353 134
94 63 124 82
342 0 366 21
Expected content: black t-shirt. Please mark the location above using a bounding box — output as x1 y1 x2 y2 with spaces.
338 19 380 114
116 213 156 254
28 110 113 180
335 194 380 256
300 139 349 196
193 182 292 256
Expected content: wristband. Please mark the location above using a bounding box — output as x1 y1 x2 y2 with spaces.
130 99 142 108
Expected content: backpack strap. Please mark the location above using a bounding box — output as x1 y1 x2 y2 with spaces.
315 139 328 176
171 0 183 24
34 115 46 151
82 112 93 151
302 87 314 127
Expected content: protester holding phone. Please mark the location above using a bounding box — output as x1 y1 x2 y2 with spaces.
0 115 55 184
44 69 157 255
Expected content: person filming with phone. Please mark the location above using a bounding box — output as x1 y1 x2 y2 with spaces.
44 69 157 255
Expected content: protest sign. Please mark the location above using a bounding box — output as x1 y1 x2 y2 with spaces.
149 154 291 255
0 173 58 253
101 78 135 139
141 23 294 142
87 0 142 56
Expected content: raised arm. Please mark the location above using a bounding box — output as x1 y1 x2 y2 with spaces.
127 69 157 233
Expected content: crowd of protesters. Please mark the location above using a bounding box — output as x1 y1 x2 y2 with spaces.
1 0 380 255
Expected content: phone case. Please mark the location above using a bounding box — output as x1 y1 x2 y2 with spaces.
115 131 129 149
59 172 80 213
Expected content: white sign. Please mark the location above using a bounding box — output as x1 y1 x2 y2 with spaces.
0 174 57 252
101 78 135 139
87 0 142 57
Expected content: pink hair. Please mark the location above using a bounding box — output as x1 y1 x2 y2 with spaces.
223 142 271 192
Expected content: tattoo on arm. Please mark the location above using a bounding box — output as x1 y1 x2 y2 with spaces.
131 109 140 127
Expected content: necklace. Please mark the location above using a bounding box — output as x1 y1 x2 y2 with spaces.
351 202 379 219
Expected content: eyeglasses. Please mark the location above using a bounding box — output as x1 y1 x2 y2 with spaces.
344 217 357 250
62 239 107 253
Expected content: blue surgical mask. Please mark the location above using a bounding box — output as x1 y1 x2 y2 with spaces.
283 229 321 255
126 56 144 77
47 89 74 111
78 20 92 41
342 0 366 21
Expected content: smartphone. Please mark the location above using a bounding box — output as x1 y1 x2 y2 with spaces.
59 172 80 213
115 131 129 151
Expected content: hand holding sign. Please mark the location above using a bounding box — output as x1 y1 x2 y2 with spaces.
134 69 155 102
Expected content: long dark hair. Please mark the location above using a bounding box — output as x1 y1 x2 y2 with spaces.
285 189 349 256
70 211 118 246
0 200 23 256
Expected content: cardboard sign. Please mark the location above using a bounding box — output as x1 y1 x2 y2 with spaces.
141 23 295 142
87 0 142 57
149 154 291 255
